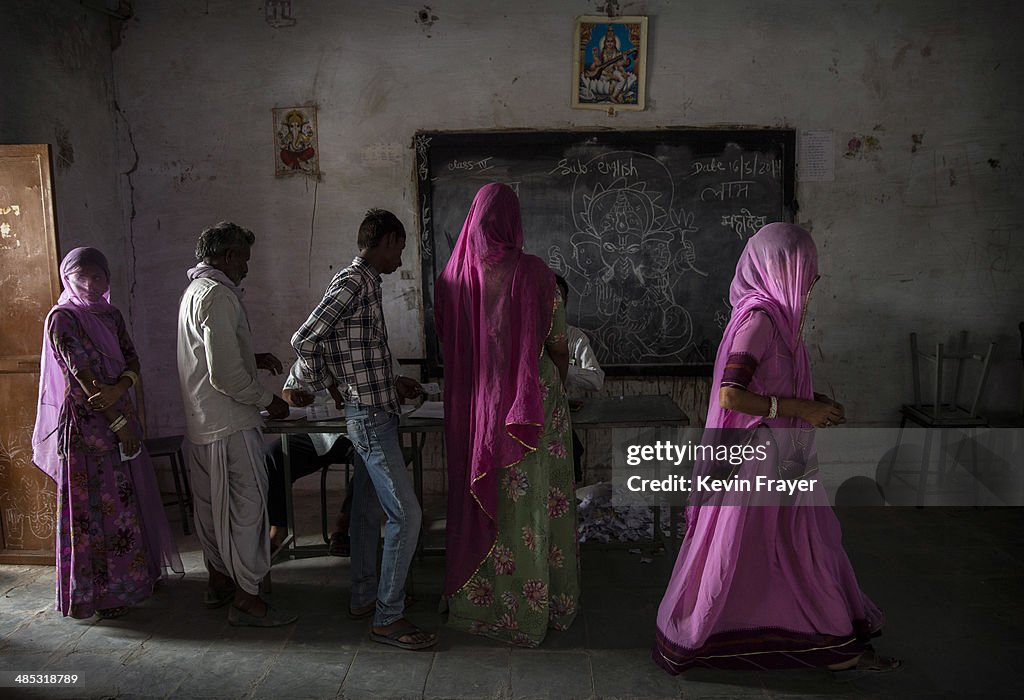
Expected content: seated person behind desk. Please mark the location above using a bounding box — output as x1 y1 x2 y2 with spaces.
266 361 355 556
555 274 605 483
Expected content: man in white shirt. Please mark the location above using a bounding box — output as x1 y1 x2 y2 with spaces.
177 221 294 627
555 275 605 482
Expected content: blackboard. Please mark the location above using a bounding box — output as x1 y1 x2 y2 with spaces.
415 129 796 376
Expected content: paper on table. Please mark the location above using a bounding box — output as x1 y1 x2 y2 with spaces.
261 407 308 421
407 400 444 419
306 403 344 422
119 443 143 461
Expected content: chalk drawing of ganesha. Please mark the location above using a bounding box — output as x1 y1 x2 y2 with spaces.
551 151 705 362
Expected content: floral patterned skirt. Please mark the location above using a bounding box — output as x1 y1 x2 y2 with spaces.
448 409 581 647
56 449 160 618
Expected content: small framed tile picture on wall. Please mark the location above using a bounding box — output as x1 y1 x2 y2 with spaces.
273 105 320 178
572 15 648 111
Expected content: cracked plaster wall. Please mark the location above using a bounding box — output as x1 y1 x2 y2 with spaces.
0 2 127 307
5 1 1024 438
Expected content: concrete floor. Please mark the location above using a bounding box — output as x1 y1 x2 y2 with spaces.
1 496 1022 699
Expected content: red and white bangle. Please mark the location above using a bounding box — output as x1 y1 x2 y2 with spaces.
767 395 778 419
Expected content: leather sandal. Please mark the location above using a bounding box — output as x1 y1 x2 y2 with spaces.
96 606 129 619
369 621 437 650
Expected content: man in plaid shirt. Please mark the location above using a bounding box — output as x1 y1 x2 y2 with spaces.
291 208 436 650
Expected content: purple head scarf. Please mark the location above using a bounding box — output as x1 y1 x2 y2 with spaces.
706 223 819 430
32 247 126 481
686 223 819 517
435 183 557 595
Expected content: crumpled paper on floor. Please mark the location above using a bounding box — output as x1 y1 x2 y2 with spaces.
575 482 685 543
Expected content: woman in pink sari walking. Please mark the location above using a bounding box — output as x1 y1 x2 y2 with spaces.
653 224 899 673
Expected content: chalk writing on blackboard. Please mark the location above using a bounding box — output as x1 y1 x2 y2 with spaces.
415 130 796 375
720 209 768 239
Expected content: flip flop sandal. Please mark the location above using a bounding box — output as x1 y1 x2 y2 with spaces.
97 606 129 619
369 623 437 651
204 587 236 609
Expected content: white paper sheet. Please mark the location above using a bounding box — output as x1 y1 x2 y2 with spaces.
306 403 344 422
119 443 143 461
799 129 835 182
419 382 441 397
261 407 308 421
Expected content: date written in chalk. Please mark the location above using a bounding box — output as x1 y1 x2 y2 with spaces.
10 673 79 685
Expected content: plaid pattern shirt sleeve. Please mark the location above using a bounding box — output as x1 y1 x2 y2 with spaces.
291 259 400 414
290 274 359 392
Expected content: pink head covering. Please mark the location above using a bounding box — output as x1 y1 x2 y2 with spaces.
685 223 818 515
706 223 818 430
435 183 557 595
32 247 127 481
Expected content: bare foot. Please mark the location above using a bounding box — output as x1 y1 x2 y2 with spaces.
830 648 902 672
269 525 286 548
828 656 859 671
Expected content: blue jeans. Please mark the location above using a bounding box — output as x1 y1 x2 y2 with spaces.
345 402 421 627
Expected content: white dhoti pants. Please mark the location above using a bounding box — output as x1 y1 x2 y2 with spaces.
187 429 270 595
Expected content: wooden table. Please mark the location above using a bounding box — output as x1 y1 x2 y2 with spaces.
264 394 688 561
264 412 442 561
573 394 688 429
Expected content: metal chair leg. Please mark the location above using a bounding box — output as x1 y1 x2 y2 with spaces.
170 451 191 536
320 465 330 545
179 450 193 516
885 415 907 488
917 428 934 508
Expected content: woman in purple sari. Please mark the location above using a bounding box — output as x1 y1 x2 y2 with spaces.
436 183 580 646
32 247 182 619
653 224 899 673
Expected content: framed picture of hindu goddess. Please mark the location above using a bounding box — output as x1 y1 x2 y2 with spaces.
572 16 648 111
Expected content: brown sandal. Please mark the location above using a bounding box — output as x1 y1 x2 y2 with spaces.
97 606 129 619
369 621 437 650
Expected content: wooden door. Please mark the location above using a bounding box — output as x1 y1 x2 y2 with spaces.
0 144 61 564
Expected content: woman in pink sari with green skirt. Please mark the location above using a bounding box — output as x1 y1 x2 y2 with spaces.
32 247 182 619
654 224 900 673
435 183 580 647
